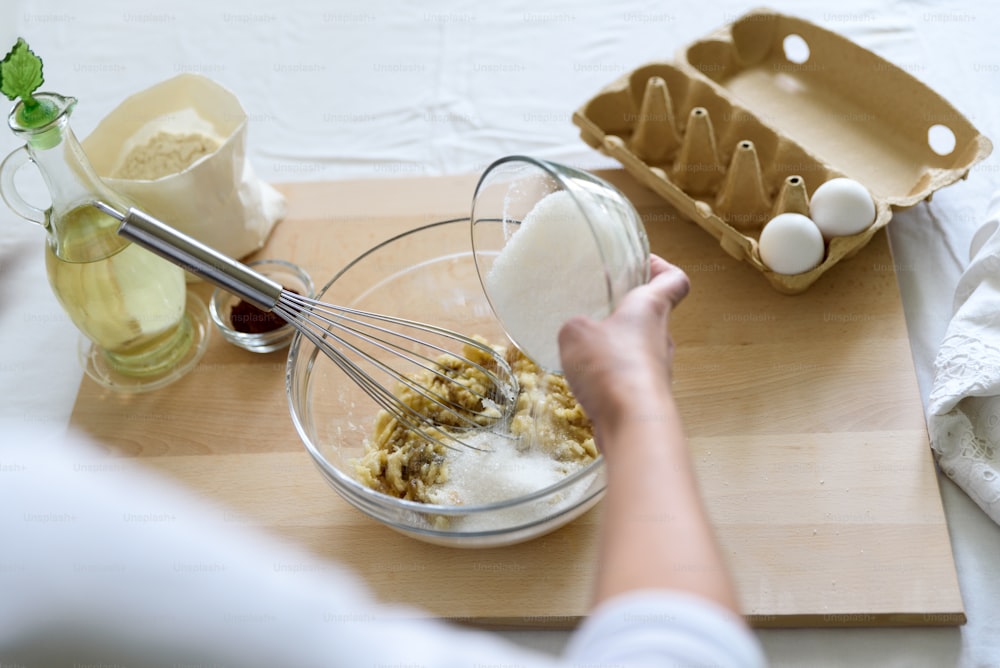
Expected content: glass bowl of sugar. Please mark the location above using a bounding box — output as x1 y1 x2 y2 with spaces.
471 156 650 372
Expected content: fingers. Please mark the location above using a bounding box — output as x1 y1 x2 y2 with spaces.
648 254 672 278
557 313 586 344
645 255 691 310
559 255 689 356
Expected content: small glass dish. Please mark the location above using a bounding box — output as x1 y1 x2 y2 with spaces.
209 259 314 353
470 155 650 373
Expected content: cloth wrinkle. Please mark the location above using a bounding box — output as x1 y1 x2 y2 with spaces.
929 190 1000 524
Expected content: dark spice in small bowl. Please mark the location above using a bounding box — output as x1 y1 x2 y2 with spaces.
229 290 299 334
230 303 279 333
210 260 313 354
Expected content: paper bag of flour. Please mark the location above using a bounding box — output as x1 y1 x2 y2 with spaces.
81 73 285 260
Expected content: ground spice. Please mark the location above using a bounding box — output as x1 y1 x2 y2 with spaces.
230 290 297 334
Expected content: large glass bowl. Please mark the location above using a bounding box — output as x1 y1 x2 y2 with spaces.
286 218 606 548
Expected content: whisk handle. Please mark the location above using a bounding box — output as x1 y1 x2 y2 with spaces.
107 204 283 311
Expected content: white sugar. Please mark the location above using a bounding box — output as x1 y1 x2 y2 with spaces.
425 431 595 532
485 190 611 371
427 431 582 506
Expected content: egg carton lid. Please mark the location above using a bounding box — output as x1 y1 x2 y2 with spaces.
674 7 991 207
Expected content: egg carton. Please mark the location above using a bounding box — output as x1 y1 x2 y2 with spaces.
572 8 992 293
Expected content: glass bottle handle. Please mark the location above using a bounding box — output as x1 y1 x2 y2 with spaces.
0 145 48 226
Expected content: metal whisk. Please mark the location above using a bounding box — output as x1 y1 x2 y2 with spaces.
92 202 517 451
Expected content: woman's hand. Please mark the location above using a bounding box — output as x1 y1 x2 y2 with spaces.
558 254 690 434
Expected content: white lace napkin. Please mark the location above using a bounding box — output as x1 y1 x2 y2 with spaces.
928 191 1000 525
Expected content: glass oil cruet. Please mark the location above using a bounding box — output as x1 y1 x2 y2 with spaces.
0 46 207 391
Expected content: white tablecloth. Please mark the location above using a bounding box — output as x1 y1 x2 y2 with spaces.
1 1 998 665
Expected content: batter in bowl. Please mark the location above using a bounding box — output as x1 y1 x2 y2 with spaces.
353 338 596 504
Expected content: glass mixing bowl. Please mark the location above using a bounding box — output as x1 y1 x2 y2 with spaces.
471 155 650 372
286 218 606 548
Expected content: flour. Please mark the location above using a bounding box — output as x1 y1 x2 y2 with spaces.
484 189 612 371
113 131 221 180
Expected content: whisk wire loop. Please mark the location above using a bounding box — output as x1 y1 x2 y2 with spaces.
280 292 511 412
272 295 510 452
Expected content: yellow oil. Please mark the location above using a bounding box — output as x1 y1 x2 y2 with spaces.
45 204 192 376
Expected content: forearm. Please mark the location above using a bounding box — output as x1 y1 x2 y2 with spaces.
592 392 741 614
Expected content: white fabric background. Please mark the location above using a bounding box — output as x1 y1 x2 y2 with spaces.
0 0 998 665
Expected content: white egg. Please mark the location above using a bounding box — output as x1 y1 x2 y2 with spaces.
809 177 876 239
759 213 825 275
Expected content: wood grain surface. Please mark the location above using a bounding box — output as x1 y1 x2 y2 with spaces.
69 171 964 629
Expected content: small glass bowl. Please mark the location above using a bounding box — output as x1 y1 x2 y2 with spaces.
470 155 650 373
210 259 314 353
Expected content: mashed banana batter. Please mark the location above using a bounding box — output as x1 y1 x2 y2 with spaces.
353 339 596 504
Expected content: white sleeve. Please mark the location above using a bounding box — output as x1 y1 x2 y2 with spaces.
0 426 562 668
0 426 764 668
564 590 767 668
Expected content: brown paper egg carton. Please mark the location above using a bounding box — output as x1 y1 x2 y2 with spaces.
572 8 992 293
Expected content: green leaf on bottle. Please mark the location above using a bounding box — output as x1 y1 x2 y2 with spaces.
1 38 44 106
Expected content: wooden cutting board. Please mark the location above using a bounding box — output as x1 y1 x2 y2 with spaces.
69 171 964 629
